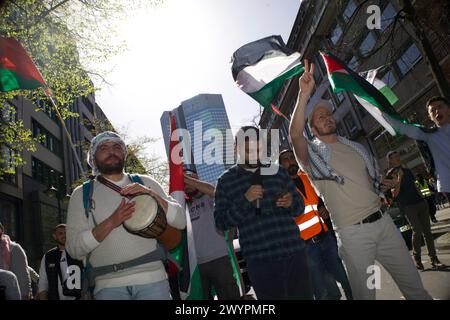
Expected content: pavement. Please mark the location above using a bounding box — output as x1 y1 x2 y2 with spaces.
375 205 450 300
245 205 450 300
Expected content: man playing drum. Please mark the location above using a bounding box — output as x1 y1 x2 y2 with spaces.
66 131 186 300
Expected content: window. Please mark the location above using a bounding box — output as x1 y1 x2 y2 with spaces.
35 97 57 122
381 3 397 31
314 69 323 83
40 203 63 252
31 157 62 188
342 0 357 22
316 55 327 75
335 91 345 105
372 128 408 159
32 119 62 156
381 69 397 88
81 97 94 115
1 103 17 122
396 43 422 76
82 113 95 132
0 198 18 239
344 113 358 135
359 32 376 55
348 56 359 70
330 24 343 45
1 145 17 185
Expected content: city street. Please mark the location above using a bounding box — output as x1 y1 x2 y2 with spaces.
245 206 450 300
376 207 450 300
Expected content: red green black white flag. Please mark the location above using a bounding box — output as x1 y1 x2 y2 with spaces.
0 36 51 95
231 35 304 114
320 51 406 136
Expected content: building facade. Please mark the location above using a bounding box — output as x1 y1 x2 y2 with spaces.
260 0 450 174
0 94 109 268
161 94 233 185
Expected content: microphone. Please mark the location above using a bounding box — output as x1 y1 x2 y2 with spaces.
250 167 262 215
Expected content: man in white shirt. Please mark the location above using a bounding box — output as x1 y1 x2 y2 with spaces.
66 131 186 300
184 169 240 300
289 60 431 300
384 96 450 197
37 224 83 300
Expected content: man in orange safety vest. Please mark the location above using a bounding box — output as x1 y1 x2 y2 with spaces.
279 149 353 300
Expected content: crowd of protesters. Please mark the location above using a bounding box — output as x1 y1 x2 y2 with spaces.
1 59 449 301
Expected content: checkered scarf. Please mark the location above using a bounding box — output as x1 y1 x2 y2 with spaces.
87 131 127 175
306 136 384 198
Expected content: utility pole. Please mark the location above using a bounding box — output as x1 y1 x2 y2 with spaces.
402 0 450 101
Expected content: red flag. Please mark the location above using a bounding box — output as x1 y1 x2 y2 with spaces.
0 37 51 95
169 112 185 197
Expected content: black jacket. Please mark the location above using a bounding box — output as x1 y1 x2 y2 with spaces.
44 248 83 300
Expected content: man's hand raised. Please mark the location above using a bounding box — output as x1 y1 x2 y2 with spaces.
299 59 315 97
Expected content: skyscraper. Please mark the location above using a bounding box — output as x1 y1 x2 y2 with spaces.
160 94 233 185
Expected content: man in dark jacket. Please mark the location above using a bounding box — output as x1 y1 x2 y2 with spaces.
214 126 312 300
384 151 445 270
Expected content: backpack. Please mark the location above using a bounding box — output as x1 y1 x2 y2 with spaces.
82 174 144 220
80 174 146 297
80 174 180 298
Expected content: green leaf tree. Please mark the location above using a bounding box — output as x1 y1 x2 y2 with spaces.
0 0 163 180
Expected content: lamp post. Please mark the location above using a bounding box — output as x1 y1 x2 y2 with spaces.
45 171 70 224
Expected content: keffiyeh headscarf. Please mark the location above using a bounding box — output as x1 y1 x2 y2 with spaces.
87 131 127 175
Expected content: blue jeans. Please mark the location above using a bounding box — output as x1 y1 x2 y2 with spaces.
306 232 353 300
94 280 172 300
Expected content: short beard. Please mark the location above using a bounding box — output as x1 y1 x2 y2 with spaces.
96 156 125 175
288 164 299 176
313 125 337 136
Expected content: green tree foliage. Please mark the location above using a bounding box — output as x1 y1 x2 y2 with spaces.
0 0 162 180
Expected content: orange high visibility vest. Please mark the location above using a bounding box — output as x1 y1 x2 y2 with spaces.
294 171 328 240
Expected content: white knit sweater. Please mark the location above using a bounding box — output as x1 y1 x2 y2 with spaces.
66 174 186 294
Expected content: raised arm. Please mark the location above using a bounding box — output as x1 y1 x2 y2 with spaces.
289 59 315 168
384 114 428 142
184 174 215 198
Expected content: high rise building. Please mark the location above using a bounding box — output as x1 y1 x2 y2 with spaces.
161 94 233 185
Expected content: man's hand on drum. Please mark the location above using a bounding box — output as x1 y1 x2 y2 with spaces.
120 183 169 213
93 199 135 242
109 198 135 228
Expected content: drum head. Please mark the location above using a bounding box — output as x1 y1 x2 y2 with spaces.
123 195 158 231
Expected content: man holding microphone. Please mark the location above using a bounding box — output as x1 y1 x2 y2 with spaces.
214 126 312 300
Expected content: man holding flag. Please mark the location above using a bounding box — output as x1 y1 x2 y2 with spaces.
184 169 240 300
317 51 449 201
289 59 431 300
384 96 450 199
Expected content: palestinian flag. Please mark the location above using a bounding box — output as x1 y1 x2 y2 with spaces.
0 37 51 95
321 52 407 136
168 112 203 300
231 35 304 113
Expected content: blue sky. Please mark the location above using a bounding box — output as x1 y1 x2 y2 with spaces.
95 0 302 160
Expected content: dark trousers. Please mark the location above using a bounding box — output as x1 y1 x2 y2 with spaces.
306 232 353 300
198 256 240 300
246 249 313 300
403 200 437 259
425 196 437 221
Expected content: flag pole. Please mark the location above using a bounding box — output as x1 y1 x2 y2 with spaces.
44 90 86 178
